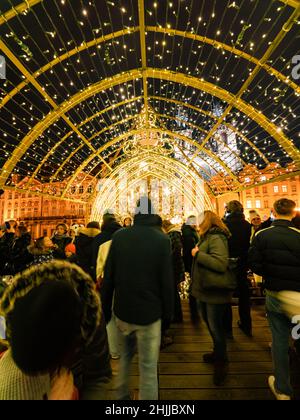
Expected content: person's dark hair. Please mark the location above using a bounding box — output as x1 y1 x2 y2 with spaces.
273 198 296 216
226 200 244 214
0 261 101 374
16 225 28 237
56 223 68 234
101 215 117 231
86 221 100 230
34 237 47 251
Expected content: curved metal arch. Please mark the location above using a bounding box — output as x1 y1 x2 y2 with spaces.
49 114 137 182
61 127 240 198
64 128 233 201
39 94 268 185
90 142 219 194
150 96 270 165
0 0 297 27
49 110 246 185
26 96 143 187
92 151 212 216
94 169 207 219
0 0 44 26
156 113 247 167
2 68 299 189
2 23 300 110
146 27 300 96
0 28 140 110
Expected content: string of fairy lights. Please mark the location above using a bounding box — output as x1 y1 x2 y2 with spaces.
0 0 299 201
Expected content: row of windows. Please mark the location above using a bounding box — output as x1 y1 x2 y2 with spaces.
70 185 93 194
247 199 299 210
247 185 297 195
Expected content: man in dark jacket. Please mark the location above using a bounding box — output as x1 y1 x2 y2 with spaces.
182 216 200 323
224 201 252 337
248 198 300 400
101 197 174 400
75 222 100 279
92 213 122 282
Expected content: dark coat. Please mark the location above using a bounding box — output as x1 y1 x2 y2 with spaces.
51 235 72 259
181 224 199 274
75 227 100 279
224 212 251 263
92 222 122 279
28 248 54 267
248 220 300 292
167 228 185 285
191 228 232 304
0 233 16 275
11 233 33 274
102 214 174 325
72 313 112 397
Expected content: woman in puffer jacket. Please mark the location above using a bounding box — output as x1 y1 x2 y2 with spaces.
191 210 232 387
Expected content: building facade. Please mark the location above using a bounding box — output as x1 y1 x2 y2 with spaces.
0 176 95 239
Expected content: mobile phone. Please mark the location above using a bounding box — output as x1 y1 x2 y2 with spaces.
5 221 10 230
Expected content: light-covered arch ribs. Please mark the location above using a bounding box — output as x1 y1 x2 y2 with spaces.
1 68 299 189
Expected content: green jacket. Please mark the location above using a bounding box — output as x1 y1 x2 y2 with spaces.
191 228 232 304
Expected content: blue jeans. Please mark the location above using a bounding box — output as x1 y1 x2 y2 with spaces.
198 301 227 361
115 318 161 400
107 315 121 358
266 293 293 396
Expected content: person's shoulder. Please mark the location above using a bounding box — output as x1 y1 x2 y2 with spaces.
255 226 275 238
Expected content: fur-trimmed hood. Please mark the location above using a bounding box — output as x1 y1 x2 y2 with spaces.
77 227 100 238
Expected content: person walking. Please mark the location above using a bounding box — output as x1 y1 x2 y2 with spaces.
248 198 300 400
101 197 174 400
224 201 252 337
182 216 200 323
191 211 232 386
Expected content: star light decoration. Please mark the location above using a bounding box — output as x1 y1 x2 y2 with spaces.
0 0 299 201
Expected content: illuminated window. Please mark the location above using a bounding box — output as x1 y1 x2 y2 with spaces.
255 200 261 209
282 185 287 193
274 186 279 193
255 187 259 194
246 200 252 209
79 186 84 194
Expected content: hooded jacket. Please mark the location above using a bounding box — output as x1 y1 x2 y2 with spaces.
165 226 185 285
248 220 300 292
11 233 33 274
191 227 232 304
75 227 100 279
224 212 251 263
181 224 199 274
101 212 174 325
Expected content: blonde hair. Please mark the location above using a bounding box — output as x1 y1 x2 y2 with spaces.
199 210 231 238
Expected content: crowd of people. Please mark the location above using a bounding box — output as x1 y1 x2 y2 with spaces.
0 196 299 400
